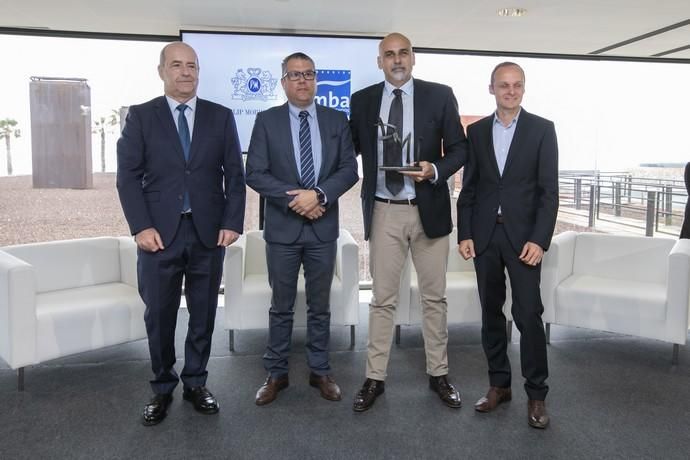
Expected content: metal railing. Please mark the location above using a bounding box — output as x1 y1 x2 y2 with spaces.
558 171 687 236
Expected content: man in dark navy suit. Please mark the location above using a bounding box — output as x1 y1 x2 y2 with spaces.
117 41 246 426
458 62 558 429
246 52 358 406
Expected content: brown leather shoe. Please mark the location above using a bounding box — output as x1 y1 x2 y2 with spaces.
309 373 342 401
474 386 512 412
527 399 550 429
429 375 462 408
255 375 289 406
353 378 385 412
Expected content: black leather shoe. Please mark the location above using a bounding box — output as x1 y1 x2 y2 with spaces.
353 378 385 412
183 386 219 414
429 375 462 408
142 393 173 426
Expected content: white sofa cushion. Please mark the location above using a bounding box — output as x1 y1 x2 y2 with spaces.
35 282 146 363
556 275 666 323
233 274 345 330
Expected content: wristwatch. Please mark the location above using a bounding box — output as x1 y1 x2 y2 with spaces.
313 187 326 205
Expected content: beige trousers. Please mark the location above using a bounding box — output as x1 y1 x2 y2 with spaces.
366 201 449 380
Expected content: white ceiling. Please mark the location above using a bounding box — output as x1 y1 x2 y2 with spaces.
3 0 690 59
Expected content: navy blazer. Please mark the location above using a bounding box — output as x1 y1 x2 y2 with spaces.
245 103 358 244
458 109 559 254
349 79 468 240
116 96 246 248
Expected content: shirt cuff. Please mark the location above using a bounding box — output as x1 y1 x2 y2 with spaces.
430 164 439 183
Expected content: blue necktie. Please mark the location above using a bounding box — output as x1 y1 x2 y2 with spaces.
299 111 316 189
176 104 191 211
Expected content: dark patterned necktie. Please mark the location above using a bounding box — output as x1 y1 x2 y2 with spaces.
299 110 316 189
176 104 191 211
384 89 403 195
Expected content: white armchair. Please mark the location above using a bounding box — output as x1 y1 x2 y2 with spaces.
541 231 690 364
223 229 359 351
0 237 147 390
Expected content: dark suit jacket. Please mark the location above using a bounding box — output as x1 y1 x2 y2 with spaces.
349 79 468 240
245 103 358 244
680 162 690 239
458 109 559 254
116 96 246 248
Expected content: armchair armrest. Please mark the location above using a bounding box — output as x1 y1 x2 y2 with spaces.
224 234 247 328
0 250 38 369
117 237 139 289
541 231 577 323
665 239 690 343
336 229 359 325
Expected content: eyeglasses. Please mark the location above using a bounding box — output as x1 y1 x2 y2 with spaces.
282 70 316 81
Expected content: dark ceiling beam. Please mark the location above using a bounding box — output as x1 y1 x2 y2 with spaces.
653 44 690 57
589 19 690 55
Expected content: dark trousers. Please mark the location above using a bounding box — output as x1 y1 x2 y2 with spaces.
263 223 337 378
474 224 549 401
137 217 224 395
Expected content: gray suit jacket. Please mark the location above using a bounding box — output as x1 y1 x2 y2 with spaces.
245 103 358 244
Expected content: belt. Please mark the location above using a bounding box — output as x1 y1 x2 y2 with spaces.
496 214 504 224
181 212 193 219
375 196 417 206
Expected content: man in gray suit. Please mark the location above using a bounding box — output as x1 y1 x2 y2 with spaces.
246 52 358 406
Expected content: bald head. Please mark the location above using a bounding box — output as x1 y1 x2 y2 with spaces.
159 41 199 69
379 33 412 54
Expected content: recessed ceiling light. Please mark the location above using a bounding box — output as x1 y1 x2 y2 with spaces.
497 8 527 17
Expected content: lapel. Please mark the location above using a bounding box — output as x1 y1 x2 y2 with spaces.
316 104 331 182
367 83 385 166
188 98 208 165
502 109 528 175
412 79 425 153
153 96 186 163
279 103 300 182
482 115 501 178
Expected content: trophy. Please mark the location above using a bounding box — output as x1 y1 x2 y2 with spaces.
375 118 422 172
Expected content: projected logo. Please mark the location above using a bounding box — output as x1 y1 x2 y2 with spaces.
315 69 351 115
231 68 278 101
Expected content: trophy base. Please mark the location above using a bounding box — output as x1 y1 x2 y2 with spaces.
378 166 422 172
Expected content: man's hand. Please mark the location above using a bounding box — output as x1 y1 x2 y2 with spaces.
217 229 240 247
287 189 320 216
135 227 164 252
304 206 326 220
519 242 544 266
400 160 435 183
459 239 475 260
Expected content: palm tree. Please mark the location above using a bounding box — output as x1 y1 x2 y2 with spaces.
93 110 119 173
0 119 21 176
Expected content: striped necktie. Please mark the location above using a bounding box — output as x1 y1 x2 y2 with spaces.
299 110 316 189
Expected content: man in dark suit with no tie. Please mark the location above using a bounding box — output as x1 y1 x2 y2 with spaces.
117 41 246 426
458 62 559 429
349 32 468 412
246 52 358 406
